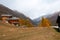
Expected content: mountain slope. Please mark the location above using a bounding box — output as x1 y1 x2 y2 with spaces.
33 12 59 26
0 4 27 19
0 4 35 26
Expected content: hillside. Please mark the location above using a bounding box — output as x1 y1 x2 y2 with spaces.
0 4 26 19
0 4 35 25
0 21 60 40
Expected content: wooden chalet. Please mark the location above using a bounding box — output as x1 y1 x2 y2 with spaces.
1 14 12 23
7 17 20 26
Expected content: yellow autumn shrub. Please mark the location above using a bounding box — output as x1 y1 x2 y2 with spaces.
19 18 34 27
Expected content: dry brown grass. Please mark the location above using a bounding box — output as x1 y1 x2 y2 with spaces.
0 22 60 40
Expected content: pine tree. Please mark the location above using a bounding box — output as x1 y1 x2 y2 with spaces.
38 17 51 27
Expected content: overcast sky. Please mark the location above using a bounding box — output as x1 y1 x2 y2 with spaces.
0 0 60 19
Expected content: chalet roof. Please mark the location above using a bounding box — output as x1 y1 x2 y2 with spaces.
1 14 12 16
7 17 19 20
